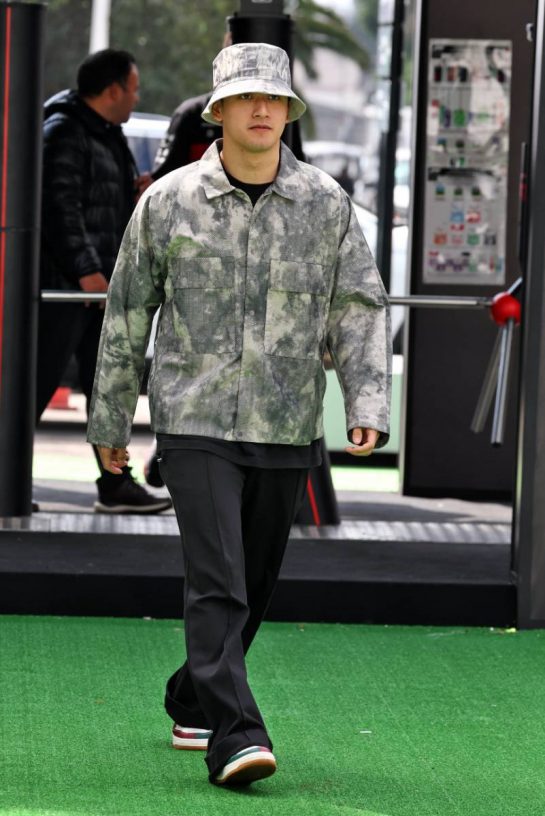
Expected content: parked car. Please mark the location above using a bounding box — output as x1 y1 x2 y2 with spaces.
302 140 367 202
123 112 170 173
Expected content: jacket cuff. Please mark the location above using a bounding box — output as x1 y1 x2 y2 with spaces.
86 435 130 449
75 249 103 280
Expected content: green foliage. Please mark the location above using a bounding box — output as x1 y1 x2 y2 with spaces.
42 0 92 99
42 0 232 113
294 1 370 80
41 0 371 116
109 0 234 114
354 0 379 39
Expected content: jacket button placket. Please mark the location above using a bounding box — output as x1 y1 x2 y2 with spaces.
233 200 268 441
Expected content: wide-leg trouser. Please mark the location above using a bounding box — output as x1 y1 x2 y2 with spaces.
159 449 308 779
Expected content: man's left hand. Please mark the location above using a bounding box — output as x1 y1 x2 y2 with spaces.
97 446 130 474
345 428 380 457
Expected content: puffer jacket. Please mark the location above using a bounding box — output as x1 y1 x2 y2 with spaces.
41 89 137 289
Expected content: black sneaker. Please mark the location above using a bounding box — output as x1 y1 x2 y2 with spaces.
95 471 172 514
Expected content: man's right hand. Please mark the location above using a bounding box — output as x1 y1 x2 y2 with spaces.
80 272 109 308
97 446 130 475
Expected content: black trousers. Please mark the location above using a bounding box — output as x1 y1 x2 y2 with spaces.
160 449 308 778
35 301 118 483
36 301 103 419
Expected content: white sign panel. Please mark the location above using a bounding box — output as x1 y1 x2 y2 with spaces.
423 39 511 285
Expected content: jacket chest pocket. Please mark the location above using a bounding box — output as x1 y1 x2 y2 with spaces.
264 260 328 360
171 257 238 354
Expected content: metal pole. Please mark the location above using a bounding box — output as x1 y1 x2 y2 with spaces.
89 0 111 53
471 331 502 434
491 320 515 446
388 295 489 308
513 0 545 628
42 291 107 303
0 2 45 517
508 276 523 297
375 0 405 294
40 291 491 308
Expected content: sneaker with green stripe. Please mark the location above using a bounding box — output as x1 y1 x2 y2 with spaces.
213 745 276 786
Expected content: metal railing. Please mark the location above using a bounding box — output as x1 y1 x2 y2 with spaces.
40 287 518 446
41 291 108 303
41 290 492 309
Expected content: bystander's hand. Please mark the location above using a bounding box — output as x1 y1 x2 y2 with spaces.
135 173 153 201
345 427 379 457
97 446 130 475
80 271 109 309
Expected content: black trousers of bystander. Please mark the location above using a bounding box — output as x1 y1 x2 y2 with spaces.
35 301 104 419
160 448 308 779
35 301 125 486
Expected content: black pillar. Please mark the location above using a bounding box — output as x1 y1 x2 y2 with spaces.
0 2 45 517
513 0 545 629
228 0 293 55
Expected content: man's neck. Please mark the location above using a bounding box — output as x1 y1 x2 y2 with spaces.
219 143 280 184
81 95 115 125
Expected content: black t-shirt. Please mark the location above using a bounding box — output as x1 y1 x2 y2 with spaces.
224 170 271 205
157 170 322 469
156 433 322 469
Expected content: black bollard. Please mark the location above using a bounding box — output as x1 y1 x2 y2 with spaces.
0 2 45 516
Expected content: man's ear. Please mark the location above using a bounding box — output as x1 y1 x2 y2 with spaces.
211 101 223 123
107 82 122 104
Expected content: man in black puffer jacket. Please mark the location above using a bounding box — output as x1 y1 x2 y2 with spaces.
37 48 171 514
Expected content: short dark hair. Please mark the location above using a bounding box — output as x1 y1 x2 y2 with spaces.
77 49 136 97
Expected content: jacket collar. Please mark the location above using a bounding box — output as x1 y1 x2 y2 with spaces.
44 89 124 138
201 140 299 202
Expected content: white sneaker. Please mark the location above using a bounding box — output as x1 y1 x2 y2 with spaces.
213 745 276 786
172 724 212 750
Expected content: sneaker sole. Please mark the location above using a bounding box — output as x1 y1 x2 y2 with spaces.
172 735 209 751
172 726 212 750
214 755 277 786
94 500 172 514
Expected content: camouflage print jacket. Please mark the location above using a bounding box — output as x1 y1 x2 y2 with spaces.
87 141 391 449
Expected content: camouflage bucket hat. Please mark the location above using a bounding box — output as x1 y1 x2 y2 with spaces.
202 42 306 124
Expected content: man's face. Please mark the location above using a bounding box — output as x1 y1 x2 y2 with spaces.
213 93 289 154
110 64 140 125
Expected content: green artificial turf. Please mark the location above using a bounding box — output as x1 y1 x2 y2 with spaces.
1 616 544 816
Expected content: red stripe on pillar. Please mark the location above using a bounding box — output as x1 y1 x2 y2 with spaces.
0 6 12 394
306 474 321 526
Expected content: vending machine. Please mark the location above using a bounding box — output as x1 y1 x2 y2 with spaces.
402 0 536 499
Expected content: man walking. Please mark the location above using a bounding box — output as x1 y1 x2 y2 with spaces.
88 43 391 785
38 48 171 514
